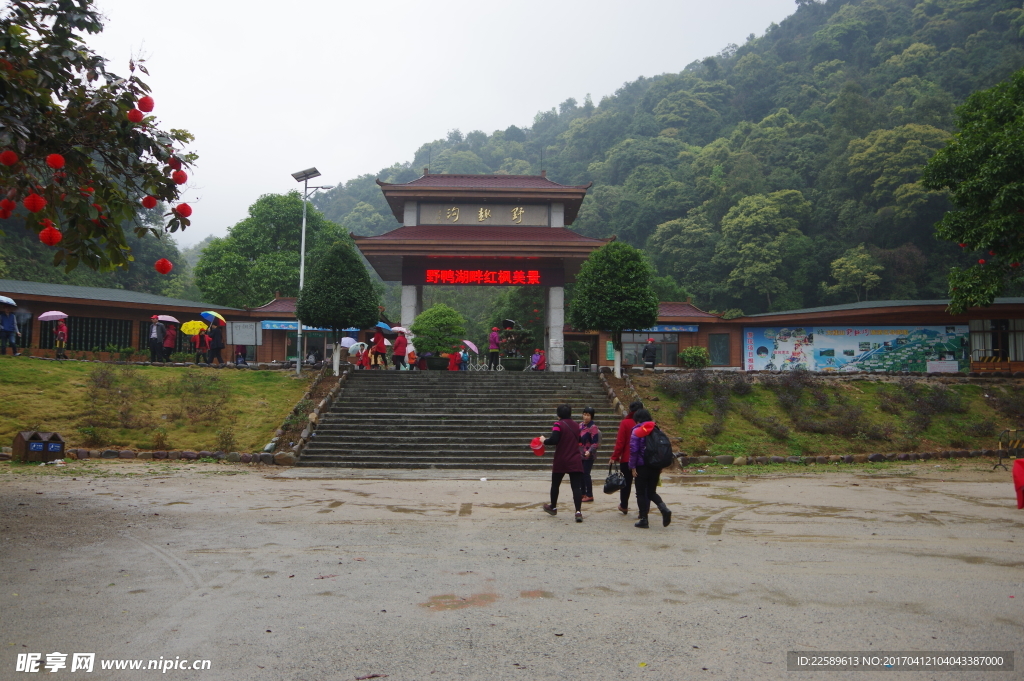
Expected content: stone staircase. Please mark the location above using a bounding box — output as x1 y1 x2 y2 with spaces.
298 371 617 469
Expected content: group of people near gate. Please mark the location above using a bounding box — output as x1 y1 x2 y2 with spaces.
539 399 672 528
145 315 240 366
353 325 548 371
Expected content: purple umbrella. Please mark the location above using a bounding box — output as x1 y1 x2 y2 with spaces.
37 311 68 322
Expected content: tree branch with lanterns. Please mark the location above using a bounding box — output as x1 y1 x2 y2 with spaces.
0 0 197 274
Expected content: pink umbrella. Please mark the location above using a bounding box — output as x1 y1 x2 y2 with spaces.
462 340 479 354
157 315 180 324
37 311 68 322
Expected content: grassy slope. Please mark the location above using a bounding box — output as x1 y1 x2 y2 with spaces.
624 375 1018 459
0 357 309 452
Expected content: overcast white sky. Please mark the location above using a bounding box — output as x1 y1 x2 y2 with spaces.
90 0 799 247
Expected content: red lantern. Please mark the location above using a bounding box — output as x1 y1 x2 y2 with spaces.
154 258 173 275
39 223 62 246
978 259 986 265
989 250 996 256
0 198 14 212
138 95 155 112
79 186 94 195
0 209 10 220
168 157 182 170
0 150 18 166
171 170 187 185
1012 262 1021 269
23 193 46 213
127 108 144 123
141 195 158 209
45 153 65 169
958 243 967 248
174 203 192 218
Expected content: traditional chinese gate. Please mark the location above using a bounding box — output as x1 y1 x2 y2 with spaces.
352 172 608 371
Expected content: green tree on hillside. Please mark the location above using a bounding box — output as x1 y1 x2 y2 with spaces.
714 190 812 308
922 66 1024 312
821 244 884 302
194 193 339 309
567 242 658 377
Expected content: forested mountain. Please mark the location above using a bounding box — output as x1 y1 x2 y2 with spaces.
313 0 1024 314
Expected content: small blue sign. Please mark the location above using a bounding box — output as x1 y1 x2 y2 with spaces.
47 443 63 452
260 321 333 331
28 442 44 451
628 325 699 333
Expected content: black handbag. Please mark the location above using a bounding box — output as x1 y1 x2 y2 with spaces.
603 460 626 494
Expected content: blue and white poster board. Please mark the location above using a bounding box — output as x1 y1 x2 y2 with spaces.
743 325 970 372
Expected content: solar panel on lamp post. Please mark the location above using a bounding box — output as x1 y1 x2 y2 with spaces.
291 167 321 376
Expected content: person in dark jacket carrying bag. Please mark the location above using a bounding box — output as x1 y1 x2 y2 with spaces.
540 404 584 522
629 408 672 528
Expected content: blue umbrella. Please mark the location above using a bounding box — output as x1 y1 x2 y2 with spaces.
375 321 391 330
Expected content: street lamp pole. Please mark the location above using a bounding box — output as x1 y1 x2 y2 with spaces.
291 167 321 377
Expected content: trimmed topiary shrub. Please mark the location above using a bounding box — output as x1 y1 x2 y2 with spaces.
679 346 710 369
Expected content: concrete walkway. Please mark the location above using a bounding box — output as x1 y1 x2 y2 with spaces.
1 463 1021 680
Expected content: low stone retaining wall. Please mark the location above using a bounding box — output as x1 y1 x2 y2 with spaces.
23 356 300 370
54 448 287 465
679 449 1020 467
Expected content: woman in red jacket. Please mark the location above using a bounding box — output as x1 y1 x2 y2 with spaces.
192 329 210 364
392 331 408 370
162 323 177 362
371 329 388 369
610 400 644 516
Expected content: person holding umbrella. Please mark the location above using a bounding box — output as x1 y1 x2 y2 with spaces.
192 328 211 364
208 321 225 365
1 303 21 356
392 331 408 370
146 315 166 363
54 317 69 359
487 326 500 370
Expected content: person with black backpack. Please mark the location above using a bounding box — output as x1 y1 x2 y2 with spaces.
628 408 672 528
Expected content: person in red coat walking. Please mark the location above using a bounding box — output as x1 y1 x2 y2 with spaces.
372 329 388 369
540 404 584 522
610 400 644 515
447 346 461 371
162 323 177 362
392 331 408 370
192 329 210 364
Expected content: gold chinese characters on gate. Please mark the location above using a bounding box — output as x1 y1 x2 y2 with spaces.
425 203 548 226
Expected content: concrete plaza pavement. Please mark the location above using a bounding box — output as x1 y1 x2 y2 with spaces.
1 462 1022 680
